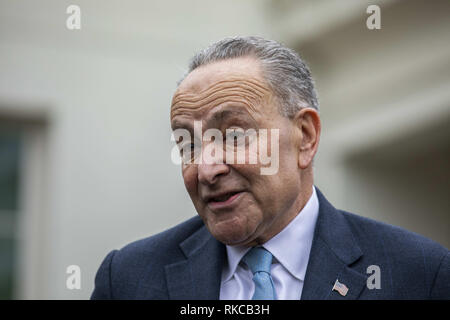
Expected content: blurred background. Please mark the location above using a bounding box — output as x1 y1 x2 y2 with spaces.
0 0 448 299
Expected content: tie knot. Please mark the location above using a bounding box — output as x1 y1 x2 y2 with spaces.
242 247 273 274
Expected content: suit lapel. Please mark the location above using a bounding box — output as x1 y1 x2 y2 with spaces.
165 225 225 299
164 188 368 300
301 188 367 300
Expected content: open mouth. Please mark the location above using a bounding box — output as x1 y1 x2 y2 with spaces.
207 191 243 209
209 191 240 203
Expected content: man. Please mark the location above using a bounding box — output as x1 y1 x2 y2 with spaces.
91 36 449 299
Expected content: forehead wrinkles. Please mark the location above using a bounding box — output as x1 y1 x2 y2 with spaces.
171 77 271 119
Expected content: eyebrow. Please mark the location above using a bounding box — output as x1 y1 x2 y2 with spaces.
207 106 255 125
171 119 191 131
209 109 238 123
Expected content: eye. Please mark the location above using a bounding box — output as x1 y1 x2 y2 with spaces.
226 128 244 139
225 128 249 148
179 141 200 163
178 142 194 153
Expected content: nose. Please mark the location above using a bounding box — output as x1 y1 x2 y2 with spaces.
198 162 230 185
197 145 230 185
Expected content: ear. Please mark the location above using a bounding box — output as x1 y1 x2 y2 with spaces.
293 108 321 169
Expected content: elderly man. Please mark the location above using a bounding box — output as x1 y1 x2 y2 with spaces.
91 36 449 300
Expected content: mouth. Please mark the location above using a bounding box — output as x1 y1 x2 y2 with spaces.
206 191 244 210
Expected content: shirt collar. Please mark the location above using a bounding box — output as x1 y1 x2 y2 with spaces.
222 186 319 282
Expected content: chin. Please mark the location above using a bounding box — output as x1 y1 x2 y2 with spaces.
201 209 261 246
208 223 255 246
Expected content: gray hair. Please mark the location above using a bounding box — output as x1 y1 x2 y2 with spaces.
178 36 319 117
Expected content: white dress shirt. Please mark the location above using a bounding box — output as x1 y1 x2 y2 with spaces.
219 186 319 300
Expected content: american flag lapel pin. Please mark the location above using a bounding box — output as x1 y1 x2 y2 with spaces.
332 279 349 297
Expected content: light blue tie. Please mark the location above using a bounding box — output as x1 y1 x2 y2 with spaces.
242 247 276 300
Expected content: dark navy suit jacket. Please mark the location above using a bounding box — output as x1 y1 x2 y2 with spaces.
91 188 449 299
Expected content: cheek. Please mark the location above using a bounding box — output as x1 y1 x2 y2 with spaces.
182 165 198 197
247 145 299 211
277 127 300 174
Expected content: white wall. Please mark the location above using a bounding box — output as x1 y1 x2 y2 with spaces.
276 0 450 247
0 0 272 299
